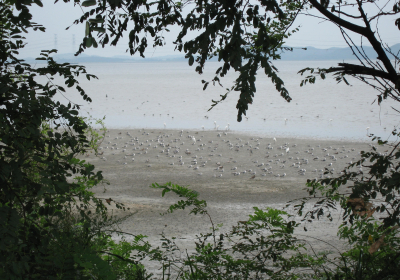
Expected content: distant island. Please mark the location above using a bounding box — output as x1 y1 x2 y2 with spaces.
25 44 399 63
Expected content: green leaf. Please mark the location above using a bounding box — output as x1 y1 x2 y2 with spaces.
81 0 97 7
85 37 93 48
103 34 109 45
188 55 194 66
85 21 90 37
89 18 105 24
92 27 106 33
33 0 43 7
92 38 98 48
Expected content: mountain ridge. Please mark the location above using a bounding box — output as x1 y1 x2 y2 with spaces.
24 44 399 63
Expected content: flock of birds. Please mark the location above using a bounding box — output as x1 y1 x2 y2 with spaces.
93 127 371 182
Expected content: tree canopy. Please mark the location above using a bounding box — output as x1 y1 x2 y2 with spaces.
68 0 303 121
0 1 144 278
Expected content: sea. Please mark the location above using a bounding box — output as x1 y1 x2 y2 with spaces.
43 60 400 141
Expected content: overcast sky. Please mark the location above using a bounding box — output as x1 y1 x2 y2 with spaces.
20 1 399 58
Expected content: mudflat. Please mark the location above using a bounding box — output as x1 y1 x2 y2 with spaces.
86 128 374 255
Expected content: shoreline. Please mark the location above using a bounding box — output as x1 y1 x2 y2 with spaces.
91 124 379 143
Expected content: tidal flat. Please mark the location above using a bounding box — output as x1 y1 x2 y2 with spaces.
87 128 379 266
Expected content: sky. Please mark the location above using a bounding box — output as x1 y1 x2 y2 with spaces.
20 1 399 58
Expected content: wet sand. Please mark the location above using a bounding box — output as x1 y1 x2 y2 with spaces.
85 128 377 262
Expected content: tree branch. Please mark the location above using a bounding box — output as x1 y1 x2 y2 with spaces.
368 10 400 22
308 0 398 86
356 0 398 81
308 0 368 35
334 9 362 19
325 63 394 81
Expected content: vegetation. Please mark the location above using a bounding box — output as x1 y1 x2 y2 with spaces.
146 182 400 279
0 1 149 279
1 0 399 279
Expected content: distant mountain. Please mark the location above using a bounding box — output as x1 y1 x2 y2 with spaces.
388 43 400 55
280 44 399 61
24 44 399 63
112 54 187 62
23 53 187 64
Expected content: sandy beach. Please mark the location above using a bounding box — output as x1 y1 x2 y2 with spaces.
86 128 377 265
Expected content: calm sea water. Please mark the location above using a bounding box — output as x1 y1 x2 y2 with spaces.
48 60 399 141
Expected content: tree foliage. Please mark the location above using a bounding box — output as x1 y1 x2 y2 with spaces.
66 0 303 121
0 1 147 279
137 183 400 279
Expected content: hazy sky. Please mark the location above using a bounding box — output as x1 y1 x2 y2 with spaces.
20 1 399 58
